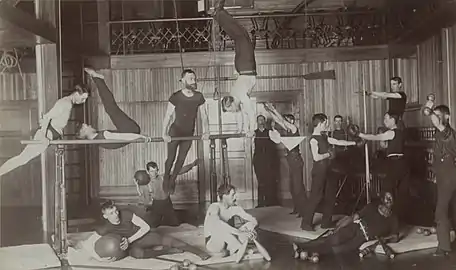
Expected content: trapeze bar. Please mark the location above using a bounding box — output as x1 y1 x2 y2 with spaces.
108 10 376 25
20 133 246 145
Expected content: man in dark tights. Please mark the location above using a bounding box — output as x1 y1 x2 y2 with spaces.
215 0 257 137
293 192 399 259
423 102 456 256
253 115 278 207
301 114 357 231
368 77 407 129
263 104 306 216
162 69 209 194
78 200 210 262
358 112 406 199
78 68 151 147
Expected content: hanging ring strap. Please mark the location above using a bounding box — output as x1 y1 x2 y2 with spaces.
172 0 185 71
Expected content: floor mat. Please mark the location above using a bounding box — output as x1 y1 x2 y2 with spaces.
359 226 456 255
68 223 265 268
0 244 61 270
247 206 344 240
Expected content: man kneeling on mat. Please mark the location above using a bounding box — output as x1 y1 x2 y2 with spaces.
76 200 209 262
204 184 260 262
293 192 400 260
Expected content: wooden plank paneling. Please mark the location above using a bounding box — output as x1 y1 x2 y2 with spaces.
110 46 389 69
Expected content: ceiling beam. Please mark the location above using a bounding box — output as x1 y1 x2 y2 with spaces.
389 1 456 47
0 0 56 43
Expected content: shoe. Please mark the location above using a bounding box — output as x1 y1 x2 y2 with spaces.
290 210 298 215
321 221 337 229
433 248 450 257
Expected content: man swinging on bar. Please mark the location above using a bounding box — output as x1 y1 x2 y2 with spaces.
215 0 257 137
77 68 152 148
0 85 89 177
162 69 210 194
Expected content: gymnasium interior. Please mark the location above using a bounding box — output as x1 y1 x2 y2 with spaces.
0 0 456 269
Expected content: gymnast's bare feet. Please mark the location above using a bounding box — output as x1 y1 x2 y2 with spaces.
84 68 104 79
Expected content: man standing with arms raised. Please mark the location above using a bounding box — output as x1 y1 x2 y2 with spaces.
162 69 209 194
368 77 407 129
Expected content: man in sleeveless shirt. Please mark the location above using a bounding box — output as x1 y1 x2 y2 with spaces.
368 77 407 129
301 114 357 231
162 69 209 194
204 184 258 260
253 115 278 207
213 0 257 137
358 112 406 198
422 103 456 256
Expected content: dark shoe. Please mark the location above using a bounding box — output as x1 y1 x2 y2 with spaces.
321 221 337 229
433 248 450 257
290 210 298 215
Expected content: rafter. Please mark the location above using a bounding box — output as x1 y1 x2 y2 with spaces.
0 0 56 44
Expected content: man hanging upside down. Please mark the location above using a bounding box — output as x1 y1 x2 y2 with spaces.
293 192 400 260
204 184 261 262
162 69 209 194
72 200 210 262
78 68 151 147
214 0 257 137
0 85 89 177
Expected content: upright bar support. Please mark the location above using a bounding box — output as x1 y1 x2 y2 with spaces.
56 145 68 259
209 139 217 202
362 79 371 204
53 147 60 253
221 139 230 184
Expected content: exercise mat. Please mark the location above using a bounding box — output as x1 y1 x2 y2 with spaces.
0 244 61 270
246 206 345 240
68 223 264 268
359 226 456 255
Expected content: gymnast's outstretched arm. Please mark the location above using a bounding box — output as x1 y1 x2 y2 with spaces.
263 103 296 133
328 137 356 146
359 130 395 141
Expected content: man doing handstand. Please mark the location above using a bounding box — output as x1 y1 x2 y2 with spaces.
214 0 257 136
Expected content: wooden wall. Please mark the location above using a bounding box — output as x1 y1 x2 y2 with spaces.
94 58 390 204
0 72 41 207
401 23 456 127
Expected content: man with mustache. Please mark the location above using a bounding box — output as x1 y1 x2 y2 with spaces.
162 69 209 194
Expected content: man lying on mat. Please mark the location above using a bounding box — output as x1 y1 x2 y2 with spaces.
293 192 400 259
72 200 210 262
204 183 259 262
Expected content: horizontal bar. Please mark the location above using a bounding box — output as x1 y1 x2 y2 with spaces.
108 10 378 24
199 74 305 81
21 133 246 145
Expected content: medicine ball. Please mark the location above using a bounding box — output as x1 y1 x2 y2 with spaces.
134 170 151 185
94 233 127 259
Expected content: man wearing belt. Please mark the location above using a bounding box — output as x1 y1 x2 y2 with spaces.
253 115 278 207
423 104 456 256
213 0 257 137
359 112 406 197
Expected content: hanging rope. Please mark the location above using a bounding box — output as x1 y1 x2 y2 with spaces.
172 0 185 71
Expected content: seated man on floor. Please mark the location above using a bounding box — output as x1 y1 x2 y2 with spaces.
204 183 259 263
292 192 400 260
71 200 209 262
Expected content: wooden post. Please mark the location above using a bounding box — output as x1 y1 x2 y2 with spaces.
34 0 61 242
